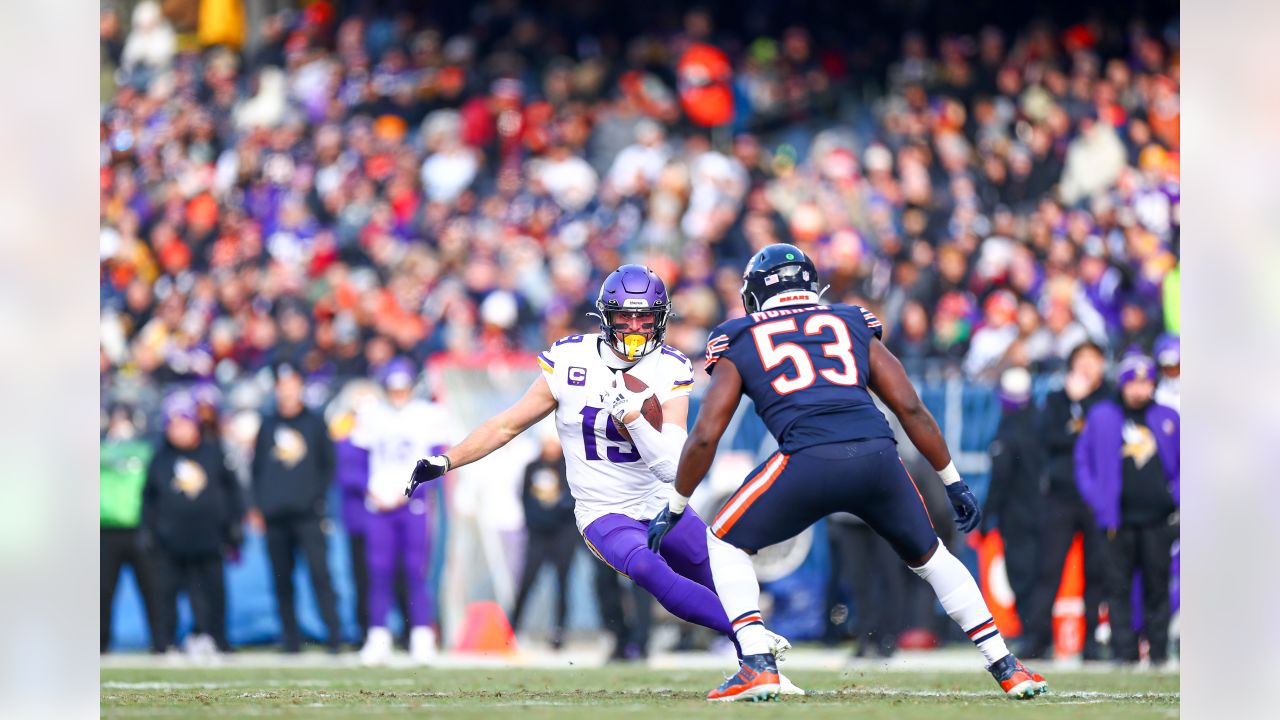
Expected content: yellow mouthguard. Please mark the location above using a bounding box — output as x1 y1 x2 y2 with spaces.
624 334 645 360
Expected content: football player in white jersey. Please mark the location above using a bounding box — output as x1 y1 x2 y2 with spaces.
352 358 458 665
406 265 799 695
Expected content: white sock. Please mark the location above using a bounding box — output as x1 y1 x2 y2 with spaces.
910 539 1010 666
706 529 772 655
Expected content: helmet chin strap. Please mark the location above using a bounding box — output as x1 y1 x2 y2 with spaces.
760 290 820 311
599 336 641 369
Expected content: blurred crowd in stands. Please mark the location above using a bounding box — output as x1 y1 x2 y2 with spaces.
100 0 1180 408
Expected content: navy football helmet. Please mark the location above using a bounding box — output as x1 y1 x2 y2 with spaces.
739 243 822 314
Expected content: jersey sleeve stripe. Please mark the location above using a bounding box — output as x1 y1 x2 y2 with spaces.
704 332 730 373
660 345 690 363
538 352 555 368
538 356 554 374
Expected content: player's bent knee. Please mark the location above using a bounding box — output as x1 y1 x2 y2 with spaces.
905 537 942 568
622 546 676 593
622 543 659 575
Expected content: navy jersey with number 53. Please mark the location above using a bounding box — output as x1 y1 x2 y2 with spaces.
704 303 894 452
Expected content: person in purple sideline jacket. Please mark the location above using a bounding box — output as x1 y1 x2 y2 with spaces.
1075 353 1179 667
330 409 372 644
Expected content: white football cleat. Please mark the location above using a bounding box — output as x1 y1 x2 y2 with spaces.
765 629 792 662
409 626 438 664
360 626 394 667
778 673 805 696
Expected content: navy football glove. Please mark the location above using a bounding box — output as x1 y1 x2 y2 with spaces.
647 503 684 552
406 455 450 498
946 481 982 533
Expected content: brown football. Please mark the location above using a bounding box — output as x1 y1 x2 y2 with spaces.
612 372 663 439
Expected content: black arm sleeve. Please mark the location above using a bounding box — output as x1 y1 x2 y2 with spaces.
247 418 271 509
315 417 337 506
555 461 574 512
140 447 162 533
520 462 537 519
984 429 1015 530
221 449 246 522
1040 392 1078 455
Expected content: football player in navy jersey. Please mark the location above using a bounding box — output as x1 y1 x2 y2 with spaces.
648 243 1049 700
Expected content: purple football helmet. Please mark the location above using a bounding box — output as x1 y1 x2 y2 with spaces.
379 356 417 391
594 265 671 360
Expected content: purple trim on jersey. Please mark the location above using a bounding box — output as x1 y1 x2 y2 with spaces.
660 345 689 363
672 379 694 388
538 352 555 368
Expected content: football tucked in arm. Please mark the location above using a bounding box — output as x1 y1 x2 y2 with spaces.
612 373 663 440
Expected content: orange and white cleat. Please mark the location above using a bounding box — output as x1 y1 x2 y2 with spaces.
707 653 781 702
988 654 1048 699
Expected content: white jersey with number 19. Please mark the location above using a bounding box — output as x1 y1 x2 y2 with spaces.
537 335 695 531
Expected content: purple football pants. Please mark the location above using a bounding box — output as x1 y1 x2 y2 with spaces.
582 508 740 656
366 500 433 628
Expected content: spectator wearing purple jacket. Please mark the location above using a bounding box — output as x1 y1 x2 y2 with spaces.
329 382 414 649
330 410 372 643
1075 354 1179 666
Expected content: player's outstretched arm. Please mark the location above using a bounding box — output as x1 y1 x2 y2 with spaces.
406 376 557 497
446 375 557 469
867 338 981 533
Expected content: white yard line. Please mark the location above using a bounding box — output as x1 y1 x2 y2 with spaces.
102 678 420 690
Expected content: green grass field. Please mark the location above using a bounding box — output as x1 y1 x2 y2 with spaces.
101 665 1179 719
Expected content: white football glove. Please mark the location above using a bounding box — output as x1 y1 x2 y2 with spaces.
602 370 654 425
